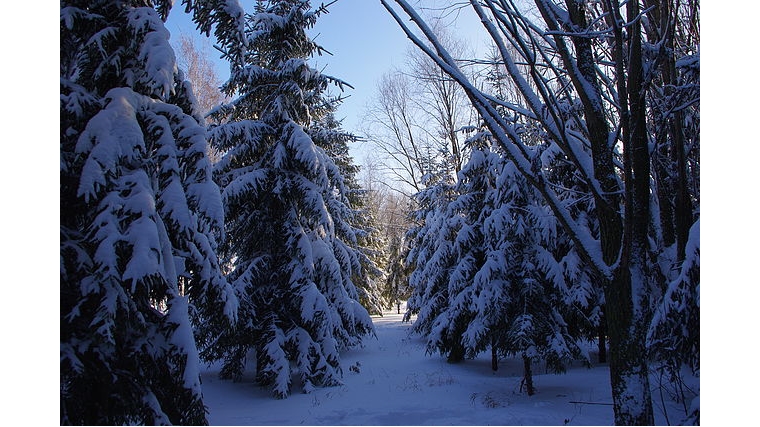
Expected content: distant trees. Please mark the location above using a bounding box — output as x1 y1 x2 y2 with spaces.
174 33 226 122
60 0 239 424
358 156 414 313
203 0 374 398
381 0 699 424
363 71 430 194
174 33 228 162
361 25 478 319
362 25 476 196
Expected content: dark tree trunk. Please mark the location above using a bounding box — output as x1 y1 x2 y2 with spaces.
491 338 498 372
600 0 655 424
522 355 535 396
673 99 694 262
643 0 694 262
447 342 465 363
605 267 654 425
598 323 607 364
653 146 677 248
653 0 693 262
562 1 654 424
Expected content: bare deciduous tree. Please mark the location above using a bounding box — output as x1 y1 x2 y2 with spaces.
174 33 227 161
405 22 476 175
362 24 478 195
175 33 226 118
363 71 430 194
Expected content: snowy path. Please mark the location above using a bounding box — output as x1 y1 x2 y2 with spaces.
201 312 620 425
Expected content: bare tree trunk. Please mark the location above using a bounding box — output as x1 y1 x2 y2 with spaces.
646 0 693 261
561 1 654 423
653 147 677 248
598 321 607 364
491 336 498 372
522 355 535 396
601 0 655 423
606 267 654 425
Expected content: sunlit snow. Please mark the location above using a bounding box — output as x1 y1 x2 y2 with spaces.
200 310 695 426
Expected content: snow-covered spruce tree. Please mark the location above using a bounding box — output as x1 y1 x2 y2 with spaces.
402 120 462 328
480 39 606 365
488 153 589 395
647 220 700 424
310 111 387 316
420 134 493 365
410 129 588 390
60 1 239 424
455 140 512 373
402 171 457 329
539 141 606 363
205 0 374 398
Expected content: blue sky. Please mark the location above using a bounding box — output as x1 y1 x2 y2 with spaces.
309 1 488 134
165 0 487 162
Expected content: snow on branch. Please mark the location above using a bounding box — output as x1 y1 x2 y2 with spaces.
381 0 610 277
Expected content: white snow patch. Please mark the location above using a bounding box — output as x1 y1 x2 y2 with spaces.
200 312 694 425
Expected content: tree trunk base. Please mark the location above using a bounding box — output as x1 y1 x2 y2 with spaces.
522 355 535 396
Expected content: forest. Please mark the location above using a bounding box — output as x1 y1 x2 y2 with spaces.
60 0 699 425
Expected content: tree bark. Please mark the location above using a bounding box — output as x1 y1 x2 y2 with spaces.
653 146 677 248
647 0 693 260
491 337 498 372
601 0 655 424
566 1 654 423
598 321 607 364
447 340 465 363
605 268 654 425
522 355 535 396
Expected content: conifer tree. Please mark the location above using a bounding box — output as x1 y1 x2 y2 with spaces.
205 0 374 398
403 176 457 328
310 112 387 315
405 128 590 388
60 1 239 424
424 137 492 364
451 136 508 369
489 154 588 394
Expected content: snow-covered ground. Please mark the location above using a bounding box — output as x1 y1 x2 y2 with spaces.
201 311 694 425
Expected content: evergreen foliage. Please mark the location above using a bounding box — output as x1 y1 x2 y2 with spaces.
310 112 387 316
205 0 374 398
60 1 238 424
404 130 590 382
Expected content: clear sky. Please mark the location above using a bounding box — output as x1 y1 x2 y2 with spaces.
165 0 488 163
